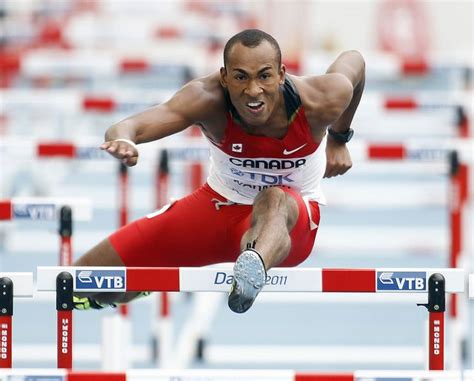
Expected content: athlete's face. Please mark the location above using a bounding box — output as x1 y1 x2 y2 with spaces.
220 41 285 128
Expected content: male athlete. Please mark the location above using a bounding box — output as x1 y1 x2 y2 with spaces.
73 29 365 313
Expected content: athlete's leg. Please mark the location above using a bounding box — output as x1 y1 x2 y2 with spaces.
240 187 299 269
73 239 141 305
72 184 240 308
229 187 300 313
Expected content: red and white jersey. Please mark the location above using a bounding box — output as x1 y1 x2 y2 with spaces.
206 76 327 205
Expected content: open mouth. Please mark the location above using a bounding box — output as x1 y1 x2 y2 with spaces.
246 101 264 113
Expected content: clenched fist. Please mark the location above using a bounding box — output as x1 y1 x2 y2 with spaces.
324 136 352 178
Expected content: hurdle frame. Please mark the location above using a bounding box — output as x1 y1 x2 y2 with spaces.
0 273 34 369
36 266 468 371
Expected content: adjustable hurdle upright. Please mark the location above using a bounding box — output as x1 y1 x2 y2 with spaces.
0 272 34 368
36 266 467 371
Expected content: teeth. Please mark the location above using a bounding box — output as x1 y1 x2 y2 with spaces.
247 102 262 107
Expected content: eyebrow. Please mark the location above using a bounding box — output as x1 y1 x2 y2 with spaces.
232 66 273 74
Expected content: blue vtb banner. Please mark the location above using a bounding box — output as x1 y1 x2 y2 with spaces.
75 269 126 291
13 203 56 220
377 271 427 292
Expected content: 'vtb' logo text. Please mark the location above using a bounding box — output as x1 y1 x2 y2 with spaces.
75 270 126 290
377 271 427 291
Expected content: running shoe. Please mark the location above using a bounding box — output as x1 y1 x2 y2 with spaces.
73 291 151 310
73 295 114 310
228 249 266 313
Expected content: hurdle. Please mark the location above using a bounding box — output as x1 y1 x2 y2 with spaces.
357 94 471 138
0 88 174 115
12 44 208 79
36 266 467 371
0 198 92 266
302 50 472 82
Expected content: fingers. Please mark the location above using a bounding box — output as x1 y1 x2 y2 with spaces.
100 140 138 165
121 155 138 167
324 162 352 178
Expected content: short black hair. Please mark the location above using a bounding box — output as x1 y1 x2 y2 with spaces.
223 29 282 68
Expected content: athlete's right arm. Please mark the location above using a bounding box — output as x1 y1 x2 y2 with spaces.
100 78 217 166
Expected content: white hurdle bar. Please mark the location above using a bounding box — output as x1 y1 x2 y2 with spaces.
36 266 468 371
0 88 174 114
36 266 465 294
0 369 472 381
0 197 92 222
0 272 34 368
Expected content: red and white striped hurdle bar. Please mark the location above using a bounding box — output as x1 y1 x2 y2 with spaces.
0 198 92 222
303 51 473 78
0 369 471 380
0 89 173 113
36 267 465 294
376 96 469 137
0 273 34 368
13 47 208 78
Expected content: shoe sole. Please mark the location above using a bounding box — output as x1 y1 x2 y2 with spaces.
228 250 266 313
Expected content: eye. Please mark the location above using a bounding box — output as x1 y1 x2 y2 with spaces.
260 72 271 80
234 74 246 81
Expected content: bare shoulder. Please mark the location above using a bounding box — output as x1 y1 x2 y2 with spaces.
290 73 353 126
167 71 225 123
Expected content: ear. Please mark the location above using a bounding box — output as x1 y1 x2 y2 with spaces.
220 67 228 88
279 64 286 85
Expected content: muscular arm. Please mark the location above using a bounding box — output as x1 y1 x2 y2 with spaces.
321 51 365 177
102 75 222 165
325 50 365 134
298 51 365 177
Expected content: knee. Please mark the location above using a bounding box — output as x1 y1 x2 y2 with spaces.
254 187 286 206
253 187 299 229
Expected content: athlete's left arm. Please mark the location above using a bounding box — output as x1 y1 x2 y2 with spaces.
326 50 365 133
324 50 365 178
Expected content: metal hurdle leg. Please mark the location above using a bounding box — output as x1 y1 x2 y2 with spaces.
0 277 13 368
103 162 131 370
56 271 73 369
59 206 73 266
418 273 446 370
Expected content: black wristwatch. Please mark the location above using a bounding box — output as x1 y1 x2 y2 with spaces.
328 128 354 143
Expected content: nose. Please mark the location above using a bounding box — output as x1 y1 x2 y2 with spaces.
244 80 263 98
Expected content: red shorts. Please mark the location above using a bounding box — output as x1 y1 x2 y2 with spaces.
109 183 320 267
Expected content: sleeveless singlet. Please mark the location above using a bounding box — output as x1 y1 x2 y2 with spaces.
206 76 327 205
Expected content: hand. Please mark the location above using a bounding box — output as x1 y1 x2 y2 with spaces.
324 136 352 178
100 140 139 166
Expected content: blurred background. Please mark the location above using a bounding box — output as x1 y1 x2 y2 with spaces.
0 0 473 374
